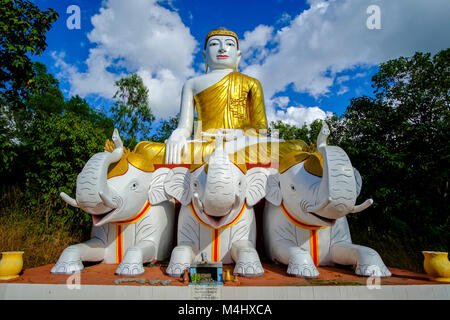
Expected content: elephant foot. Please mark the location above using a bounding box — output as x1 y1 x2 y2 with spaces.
233 248 264 277
286 248 319 278
166 245 193 277
115 247 145 276
51 260 84 274
355 247 392 278
51 246 84 274
115 262 145 276
166 262 190 277
355 264 391 278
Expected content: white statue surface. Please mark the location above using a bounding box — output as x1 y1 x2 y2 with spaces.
164 132 269 277
263 123 391 278
52 129 174 276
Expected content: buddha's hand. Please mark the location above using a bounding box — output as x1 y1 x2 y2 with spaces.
221 128 244 140
165 129 188 164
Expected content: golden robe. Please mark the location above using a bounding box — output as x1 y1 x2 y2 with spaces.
193 71 268 138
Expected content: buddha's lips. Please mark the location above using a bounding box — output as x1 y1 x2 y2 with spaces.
217 55 229 59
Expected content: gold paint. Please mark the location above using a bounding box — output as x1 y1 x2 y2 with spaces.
193 72 268 139
204 30 239 49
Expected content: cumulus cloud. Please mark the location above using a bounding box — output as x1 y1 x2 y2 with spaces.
242 0 450 125
274 105 333 127
53 0 197 118
239 25 274 66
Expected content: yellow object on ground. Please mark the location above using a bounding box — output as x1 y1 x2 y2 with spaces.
0 251 24 280
423 251 450 282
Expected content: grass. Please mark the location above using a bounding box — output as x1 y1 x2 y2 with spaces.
0 185 86 270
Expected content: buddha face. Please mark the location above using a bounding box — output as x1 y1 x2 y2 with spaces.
203 35 242 71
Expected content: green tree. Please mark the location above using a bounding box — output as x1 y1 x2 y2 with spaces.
335 49 450 271
0 0 58 108
26 62 65 115
111 73 155 148
25 112 109 229
65 95 114 134
269 117 338 146
151 115 179 143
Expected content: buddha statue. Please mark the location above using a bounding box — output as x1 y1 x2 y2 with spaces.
164 27 269 164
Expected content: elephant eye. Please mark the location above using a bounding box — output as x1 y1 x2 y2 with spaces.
290 184 296 192
193 181 198 188
131 182 138 190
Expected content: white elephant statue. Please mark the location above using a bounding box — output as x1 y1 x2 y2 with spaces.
264 123 391 278
164 131 269 277
52 129 174 276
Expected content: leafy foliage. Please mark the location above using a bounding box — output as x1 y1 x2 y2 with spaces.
151 115 179 143
333 49 450 270
0 0 58 108
25 112 109 228
269 116 338 146
111 73 155 148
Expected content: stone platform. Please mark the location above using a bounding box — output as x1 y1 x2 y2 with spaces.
1 262 449 300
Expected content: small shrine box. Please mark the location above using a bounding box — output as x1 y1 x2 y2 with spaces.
189 262 223 285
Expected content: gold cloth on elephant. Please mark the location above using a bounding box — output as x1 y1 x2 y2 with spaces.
226 140 324 177
105 139 324 178
193 71 268 138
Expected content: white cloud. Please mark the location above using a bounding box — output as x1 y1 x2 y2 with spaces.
243 0 450 101
53 0 197 118
239 25 274 66
274 105 333 127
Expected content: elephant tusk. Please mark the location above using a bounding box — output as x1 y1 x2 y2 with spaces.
350 199 373 213
60 192 79 208
98 191 118 209
193 192 204 212
308 197 332 213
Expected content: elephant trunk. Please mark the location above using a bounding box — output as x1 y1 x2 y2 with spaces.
60 129 124 214
308 123 372 218
202 150 236 217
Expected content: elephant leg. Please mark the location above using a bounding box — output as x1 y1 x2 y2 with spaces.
51 237 105 274
231 240 264 277
330 242 391 277
272 240 319 278
166 245 195 277
115 240 157 276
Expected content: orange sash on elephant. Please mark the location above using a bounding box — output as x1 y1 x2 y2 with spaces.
112 201 151 264
190 202 246 262
280 202 327 266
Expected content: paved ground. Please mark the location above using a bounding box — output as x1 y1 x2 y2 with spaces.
0 262 445 287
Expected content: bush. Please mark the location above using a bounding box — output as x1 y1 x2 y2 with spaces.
25 112 112 231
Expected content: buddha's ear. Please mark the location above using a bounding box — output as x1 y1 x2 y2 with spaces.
236 50 242 66
202 50 207 62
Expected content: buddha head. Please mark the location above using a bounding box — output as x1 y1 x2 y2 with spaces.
203 27 242 72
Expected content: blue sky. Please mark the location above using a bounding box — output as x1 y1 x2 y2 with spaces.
33 0 450 128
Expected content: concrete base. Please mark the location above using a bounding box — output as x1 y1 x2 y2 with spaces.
0 282 449 300
1 263 449 300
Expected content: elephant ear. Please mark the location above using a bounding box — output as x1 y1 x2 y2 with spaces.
353 167 362 197
266 172 282 206
164 166 192 206
245 167 269 207
148 167 170 205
